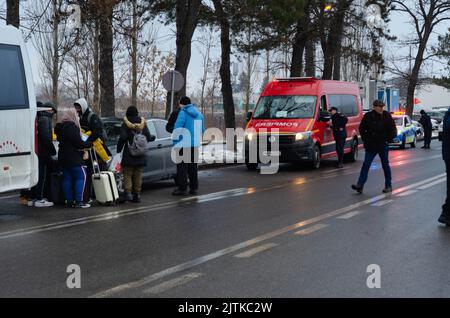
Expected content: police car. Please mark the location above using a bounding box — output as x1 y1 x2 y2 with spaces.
390 114 417 149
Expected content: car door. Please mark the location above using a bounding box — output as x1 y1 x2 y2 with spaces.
144 120 165 180
153 119 176 176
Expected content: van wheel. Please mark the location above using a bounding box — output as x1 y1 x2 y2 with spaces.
310 145 321 169
344 139 358 163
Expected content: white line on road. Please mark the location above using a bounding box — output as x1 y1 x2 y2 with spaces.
234 243 278 258
371 200 394 207
396 190 419 197
337 211 363 219
294 224 329 236
416 178 446 190
90 173 446 298
143 273 203 295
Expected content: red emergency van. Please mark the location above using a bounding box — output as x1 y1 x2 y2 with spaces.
245 77 363 170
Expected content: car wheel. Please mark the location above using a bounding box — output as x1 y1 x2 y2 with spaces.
410 136 416 148
310 144 321 169
344 139 358 163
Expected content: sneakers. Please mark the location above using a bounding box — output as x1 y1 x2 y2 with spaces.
382 187 393 194
27 200 36 207
34 199 54 208
351 184 363 194
73 202 91 209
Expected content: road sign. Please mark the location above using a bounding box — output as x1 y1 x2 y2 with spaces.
162 71 184 92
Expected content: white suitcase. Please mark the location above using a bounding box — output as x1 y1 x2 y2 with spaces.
90 150 119 204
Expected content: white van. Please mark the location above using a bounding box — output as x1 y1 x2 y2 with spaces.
0 26 38 193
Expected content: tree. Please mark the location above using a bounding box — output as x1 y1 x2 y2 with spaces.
433 29 450 89
6 0 20 28
391 0 450 116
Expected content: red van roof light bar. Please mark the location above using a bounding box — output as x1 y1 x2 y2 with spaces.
274 77 318 82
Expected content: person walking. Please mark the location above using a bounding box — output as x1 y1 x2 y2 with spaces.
351 100 397 194
419 109 433 149
117 106 153 203
438 109 450 226
329 107 348 168
54 109 93 208
172 96 205 196
27 102 57 207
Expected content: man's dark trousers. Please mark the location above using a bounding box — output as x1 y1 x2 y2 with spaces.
176 147 199 191
334 131 346 165
424 128 432 148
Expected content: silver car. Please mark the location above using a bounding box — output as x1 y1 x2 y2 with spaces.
103 118 177 188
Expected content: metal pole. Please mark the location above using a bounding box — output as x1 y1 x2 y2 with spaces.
170 71 176 114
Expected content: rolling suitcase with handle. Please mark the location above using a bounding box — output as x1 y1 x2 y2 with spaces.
90 149 119 204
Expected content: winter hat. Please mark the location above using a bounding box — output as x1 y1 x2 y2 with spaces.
179 96 191 106
126 105 139 117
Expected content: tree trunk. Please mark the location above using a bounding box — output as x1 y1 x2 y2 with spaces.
131 0 138 107
98 4 116 117
290 22 307 77
6 0 20 28
333 41 342 80
165 0 202 118
93 20 100 114
51 0 60 107
305 38 316 77
213 0 236 131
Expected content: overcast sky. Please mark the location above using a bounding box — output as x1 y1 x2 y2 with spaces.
0 0 449 95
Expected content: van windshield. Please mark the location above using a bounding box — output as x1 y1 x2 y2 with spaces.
253 95 317 119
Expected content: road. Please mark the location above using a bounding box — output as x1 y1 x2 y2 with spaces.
0 139 449 298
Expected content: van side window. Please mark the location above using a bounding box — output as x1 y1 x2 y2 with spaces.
328 94 358 117
320 96 327 112
0 45 28 110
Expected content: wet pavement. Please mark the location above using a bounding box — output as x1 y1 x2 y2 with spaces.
0 140 449 297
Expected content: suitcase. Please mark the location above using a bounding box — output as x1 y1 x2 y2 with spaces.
90 150 119 204
50 172 66 205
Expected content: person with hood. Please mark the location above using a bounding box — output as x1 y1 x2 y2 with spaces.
419 109 433 149
329 106 348 168
54 109 93 208
352 100 397 194
439 109 450 226
27 102 57 207
74 98 108 202
172 96 205 196
117 106 153 203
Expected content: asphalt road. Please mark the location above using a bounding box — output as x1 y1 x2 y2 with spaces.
0 139 449 298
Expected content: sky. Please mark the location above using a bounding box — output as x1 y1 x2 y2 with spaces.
0 0 449 99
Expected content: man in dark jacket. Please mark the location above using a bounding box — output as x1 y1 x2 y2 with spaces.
419 109 433 149
117 106 153 203
166 104 181 134
330 107 348 168
28 103 57 207
439 109 450 226
352 100 397 194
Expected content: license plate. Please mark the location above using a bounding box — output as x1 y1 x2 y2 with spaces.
263 151 281 156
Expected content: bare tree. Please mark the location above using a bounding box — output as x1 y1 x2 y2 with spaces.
196 26 217 114
391 0 450 116
6 0 20 28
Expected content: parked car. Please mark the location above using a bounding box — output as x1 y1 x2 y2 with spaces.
103 118 176 190
390 115 417 149
412 120 424 139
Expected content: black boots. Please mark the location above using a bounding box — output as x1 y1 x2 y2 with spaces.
438 205 450 226
351 184 363 194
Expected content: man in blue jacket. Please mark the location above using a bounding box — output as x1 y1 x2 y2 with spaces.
439 109 450 226
172 96 205 196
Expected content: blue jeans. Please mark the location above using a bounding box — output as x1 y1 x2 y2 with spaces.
357 145 392 188
62 166 87 204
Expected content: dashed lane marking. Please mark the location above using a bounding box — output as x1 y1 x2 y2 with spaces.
294 224 329 236
337 211 363 219
234 243 278 258
143 273 203 295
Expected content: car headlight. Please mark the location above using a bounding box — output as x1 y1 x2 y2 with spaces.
295 132 311 141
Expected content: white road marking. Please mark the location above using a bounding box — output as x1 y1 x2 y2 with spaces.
143 273 203 295
371 200 394 207
294 224 328 236
416 178 446 190
337 211 363 219
90 173 446 298
396 190 419 197
234 243 278 258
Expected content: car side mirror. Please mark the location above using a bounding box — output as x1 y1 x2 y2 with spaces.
246 111 253 122
319 111 331 122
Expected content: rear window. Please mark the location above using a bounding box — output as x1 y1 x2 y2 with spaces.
253 95 317 119
0 44 28 110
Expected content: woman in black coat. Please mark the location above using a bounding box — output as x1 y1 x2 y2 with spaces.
117 106 153 203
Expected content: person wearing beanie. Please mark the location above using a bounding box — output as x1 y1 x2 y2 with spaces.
117 106 153 203
171 96 205 196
